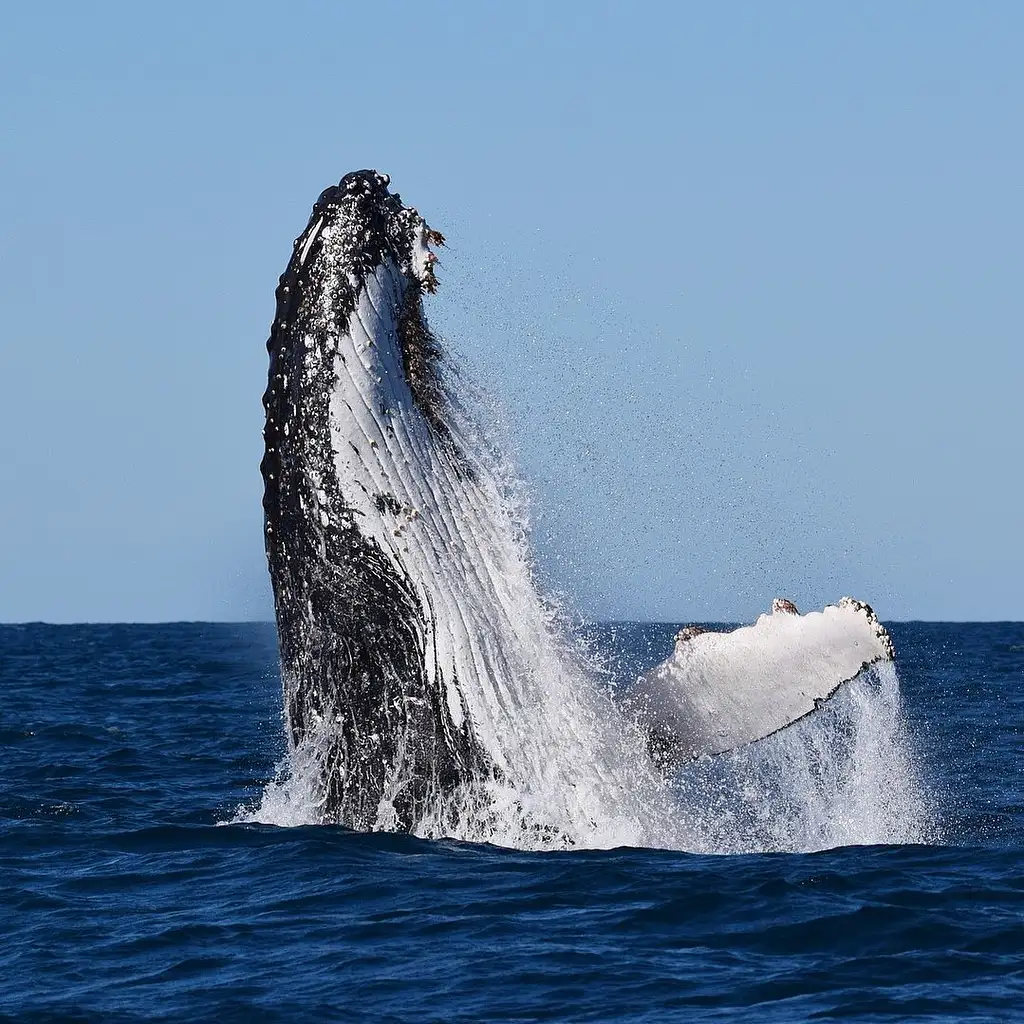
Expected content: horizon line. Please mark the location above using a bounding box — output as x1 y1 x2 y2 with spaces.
2 618 1022 628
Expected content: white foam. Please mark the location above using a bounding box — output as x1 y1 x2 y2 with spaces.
236 657 937 852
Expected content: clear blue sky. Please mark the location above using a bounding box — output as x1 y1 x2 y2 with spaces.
1 2 1020 622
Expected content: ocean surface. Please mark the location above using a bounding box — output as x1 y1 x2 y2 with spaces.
1 621 1021 1022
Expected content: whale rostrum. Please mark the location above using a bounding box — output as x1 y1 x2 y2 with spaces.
261 170 896 834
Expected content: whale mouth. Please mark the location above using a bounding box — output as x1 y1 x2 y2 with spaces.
295 170 427 281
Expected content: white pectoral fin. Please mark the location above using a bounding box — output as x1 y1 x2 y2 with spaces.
628 597 895 761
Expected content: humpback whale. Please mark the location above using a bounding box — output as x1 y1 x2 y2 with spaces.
261 170 896 838
262 170 644 838
262 171 490 831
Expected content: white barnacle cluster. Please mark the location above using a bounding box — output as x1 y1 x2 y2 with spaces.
837 596 896 661
397 207 443 294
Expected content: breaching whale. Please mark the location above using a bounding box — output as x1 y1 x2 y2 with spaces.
261 171 492 831
261 170 896 836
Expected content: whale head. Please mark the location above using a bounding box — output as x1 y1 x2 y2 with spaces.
266 170 451 448
291 170 443 291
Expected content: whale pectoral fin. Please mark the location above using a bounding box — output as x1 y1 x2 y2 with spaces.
625 597 894 764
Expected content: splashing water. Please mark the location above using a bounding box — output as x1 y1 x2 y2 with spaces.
667 661 939 853
236 645 936 853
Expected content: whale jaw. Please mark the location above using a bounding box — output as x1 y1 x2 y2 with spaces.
261 171 489 829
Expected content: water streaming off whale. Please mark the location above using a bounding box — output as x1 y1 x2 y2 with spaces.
244 170 936 852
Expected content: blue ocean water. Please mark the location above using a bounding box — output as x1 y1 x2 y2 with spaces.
1 621 1021 1022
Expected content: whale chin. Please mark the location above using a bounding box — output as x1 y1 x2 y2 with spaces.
261 169 900 838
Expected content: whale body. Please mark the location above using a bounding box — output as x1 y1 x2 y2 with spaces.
261 171 645 838
261 170 897 837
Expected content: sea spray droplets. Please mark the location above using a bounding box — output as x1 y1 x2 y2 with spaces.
238 656 938 853
669 661 939 854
